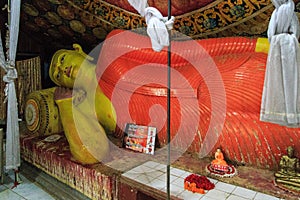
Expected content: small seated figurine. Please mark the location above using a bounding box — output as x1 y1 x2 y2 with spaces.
206 148 237 177
211 148 229 172
274 146 300 192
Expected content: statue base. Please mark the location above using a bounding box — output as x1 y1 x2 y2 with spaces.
274 180 300 195
206 164 237 178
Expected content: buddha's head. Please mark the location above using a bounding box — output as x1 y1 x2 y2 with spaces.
287 146 294 158
49 44 93 88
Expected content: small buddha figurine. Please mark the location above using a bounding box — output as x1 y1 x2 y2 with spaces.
211 148 229 172
275 146 300 192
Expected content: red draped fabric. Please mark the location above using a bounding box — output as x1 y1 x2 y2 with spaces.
96 30 300 169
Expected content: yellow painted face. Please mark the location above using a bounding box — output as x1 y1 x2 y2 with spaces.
49 45 87 88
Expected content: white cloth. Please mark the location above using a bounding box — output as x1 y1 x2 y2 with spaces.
128 0 175 52
128 0 148 16
267 0 300 40
260 0 300 126
0 0 21 170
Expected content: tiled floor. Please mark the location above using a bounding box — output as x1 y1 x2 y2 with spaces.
122 161 283 200
0 161 290 200
0 170 55 200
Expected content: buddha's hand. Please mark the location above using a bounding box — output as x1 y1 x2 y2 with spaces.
54 87 86 106
72 89 87 106
54 87 73 101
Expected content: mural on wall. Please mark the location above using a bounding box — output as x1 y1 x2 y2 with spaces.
19 0 300 50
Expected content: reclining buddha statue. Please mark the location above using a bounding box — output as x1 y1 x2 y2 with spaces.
38 27 300 169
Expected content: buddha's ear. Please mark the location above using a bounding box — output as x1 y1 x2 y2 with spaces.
73 44 94 61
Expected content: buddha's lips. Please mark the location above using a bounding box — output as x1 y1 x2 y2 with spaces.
66 66 72 77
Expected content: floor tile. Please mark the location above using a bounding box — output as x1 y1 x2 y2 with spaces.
148 178 166 190
181 171 193 178
170 167 186 177
145 169 165 179
153 163 167 172
254 192 280 200
0 184 7 193
232 186 257 199
207 177 219 185
227 194 251 200
161 184 184 197
172 177 185 187
0 189 26 200
121 161 281 200
204 188 231 200
200 196 219 200
21 188 55 200
134 173 153 185
157 174 179 183
122 171 141 180
214 181 236 193
178 190 203 200
11 182 55 200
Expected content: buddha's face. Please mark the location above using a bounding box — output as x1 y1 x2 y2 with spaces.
49 49 86 88
287 146 294 158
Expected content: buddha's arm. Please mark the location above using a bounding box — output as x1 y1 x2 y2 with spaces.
94 86 117 134
54 87 109 164
296 159 300 172
77 66 117 134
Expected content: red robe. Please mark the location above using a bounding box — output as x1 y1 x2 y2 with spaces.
96 29 300 169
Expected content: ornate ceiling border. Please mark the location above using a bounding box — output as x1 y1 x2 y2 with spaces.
21 0 300 48
71 0 274 39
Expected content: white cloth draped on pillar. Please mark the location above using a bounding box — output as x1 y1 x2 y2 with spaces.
260 0 300 126
127 0 175 52
0 0 21 170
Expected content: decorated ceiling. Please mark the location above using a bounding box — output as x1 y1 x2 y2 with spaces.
2 0 300 51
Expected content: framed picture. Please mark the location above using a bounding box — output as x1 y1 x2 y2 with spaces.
123 123 157 155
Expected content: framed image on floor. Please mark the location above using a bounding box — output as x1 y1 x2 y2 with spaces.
122 123 157 155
